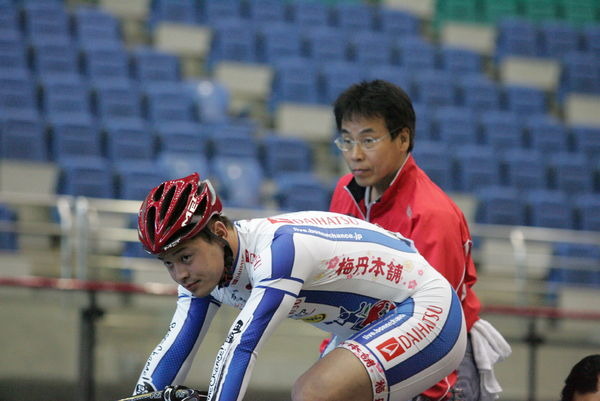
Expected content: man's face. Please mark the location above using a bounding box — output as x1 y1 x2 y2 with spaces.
339 116 410 197
159 236 224 297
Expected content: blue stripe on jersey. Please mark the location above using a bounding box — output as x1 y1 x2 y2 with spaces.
270 231 296 279
152 296 212 388
275 225 415 253
386 290 463 384
219 287 286 399
298 289 384 310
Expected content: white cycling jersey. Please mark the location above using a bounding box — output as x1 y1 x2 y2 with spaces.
135 211 466 401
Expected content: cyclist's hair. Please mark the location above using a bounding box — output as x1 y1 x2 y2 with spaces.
194 215 234 243
333 79 416 152
560 354 600 401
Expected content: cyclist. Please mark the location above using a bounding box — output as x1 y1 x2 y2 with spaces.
133 172 467 401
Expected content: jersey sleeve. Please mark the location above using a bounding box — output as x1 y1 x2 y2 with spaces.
134 286 221 395
208 233 304 401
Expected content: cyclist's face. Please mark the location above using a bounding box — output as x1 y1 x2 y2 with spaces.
159 236 225 297
340 116 409 199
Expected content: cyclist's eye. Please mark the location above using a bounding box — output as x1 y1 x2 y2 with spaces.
163 260 173 269
181 254 192 263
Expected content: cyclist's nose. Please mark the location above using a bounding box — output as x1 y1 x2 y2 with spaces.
172 264 189 283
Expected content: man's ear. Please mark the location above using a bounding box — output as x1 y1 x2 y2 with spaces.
398 127 411 149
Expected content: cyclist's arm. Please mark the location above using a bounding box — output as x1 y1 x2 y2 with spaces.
134 286 221 395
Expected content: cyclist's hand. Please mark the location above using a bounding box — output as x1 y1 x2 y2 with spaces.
117 385 207 401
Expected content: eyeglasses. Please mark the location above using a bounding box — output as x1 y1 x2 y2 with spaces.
334 128 401 152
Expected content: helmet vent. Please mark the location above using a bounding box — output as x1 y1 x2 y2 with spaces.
145 207 156 242
153 183 165 202
166 183 192 231
160 185 176 219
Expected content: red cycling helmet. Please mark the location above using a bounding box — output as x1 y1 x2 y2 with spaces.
138 172 223 254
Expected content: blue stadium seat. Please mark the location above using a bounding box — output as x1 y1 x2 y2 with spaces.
479 110 524 152
41 79 93 124
495 18 538 60
548 243 600 288
105 122 155 162
157 150 210 179
500 149 546 190
81 45 130 84
50 120 102 162
331 3 375 32
261 134 312 178
211 156 264 208
289 1 330 28
207 18 258 68
571 125 600 161
275 172 329 211
0 69 38 114
411 141 453 190
525 189 573 229
256 23 303 64
432 106 479 146
200 0 243 24
412 70 457 107
439 46 483 75
0 114 47 161
144 82 195 123
457 74 502 111
0 7 19 34
155 121 206 155
200 120 256 141
245 0 287 24
575 194 600 231
303 26 348 62
475 185 525 226
376 8 420 37
453 145 501 192
365 65 412 90
547 152 594 195
524 115 568 153
503 84 547 115
114 160 170 200
538 21 580 59
150 0 197 25
30 39 80 81
0 204 17 250
348 31 395 66
319 61 366 104
581 25 600 55
270 57 321 106
0 32 28 71
188 79 230 123
58 156 115 198
395 36 436 70
23 2 70 43
131 46 180 84
94 82 144 124
558 51 600 100
412 102 433 141
211 133 258 158
73 5 122 48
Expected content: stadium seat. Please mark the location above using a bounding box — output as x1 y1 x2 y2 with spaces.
0 204 17 250
200 120 256 141
206 18 258 68
188 79 231 123
499 149 546 190
581 25 600 55
41 79 93 124
0 69 38 114
303 26 349 62
157 150 210 179
105 121 155 162
58 156 115 198
412 103 433 141
575 194 600 231
453 145 501 192
546 152 594 195
547 243 600 288
480 0 519 23
365 65 413 91
23 2 70 43
538 22 580 59
558 51 600 100
457 74 502 112
439 46 483 75
319 61 366 104
245 0 287 24
395 36 436 71
432 106 479 146
524 115 569 153
0 114 47 161
144 82 195 123
270 57 320 107
411 141 454 190
525 189 573 229
131 46 181 84
331 3 376 32
521 0 558 21
479 110 525 152
94 82 144 124
475 185 525 226
0 32 28 71
261 134 313 178
50 120 103 162
503 84 547 115
256 23 303 64
412 70 457 107
150 0 197 25
81 45 130 84
155 121 206 155
114 160 170 200
274 172 330 212
571 125 600 161
30 39 80 81
495 18 538 60
211 155 264 208
289 1 330 28
200 0 243 24
211 133 258 158
376 8 420 37
348 31 395 66
73 5 122 49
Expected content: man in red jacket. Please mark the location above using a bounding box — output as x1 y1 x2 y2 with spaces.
327 80 509 401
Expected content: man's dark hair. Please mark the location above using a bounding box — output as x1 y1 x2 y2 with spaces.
333 80 416 152
561 354 600 401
